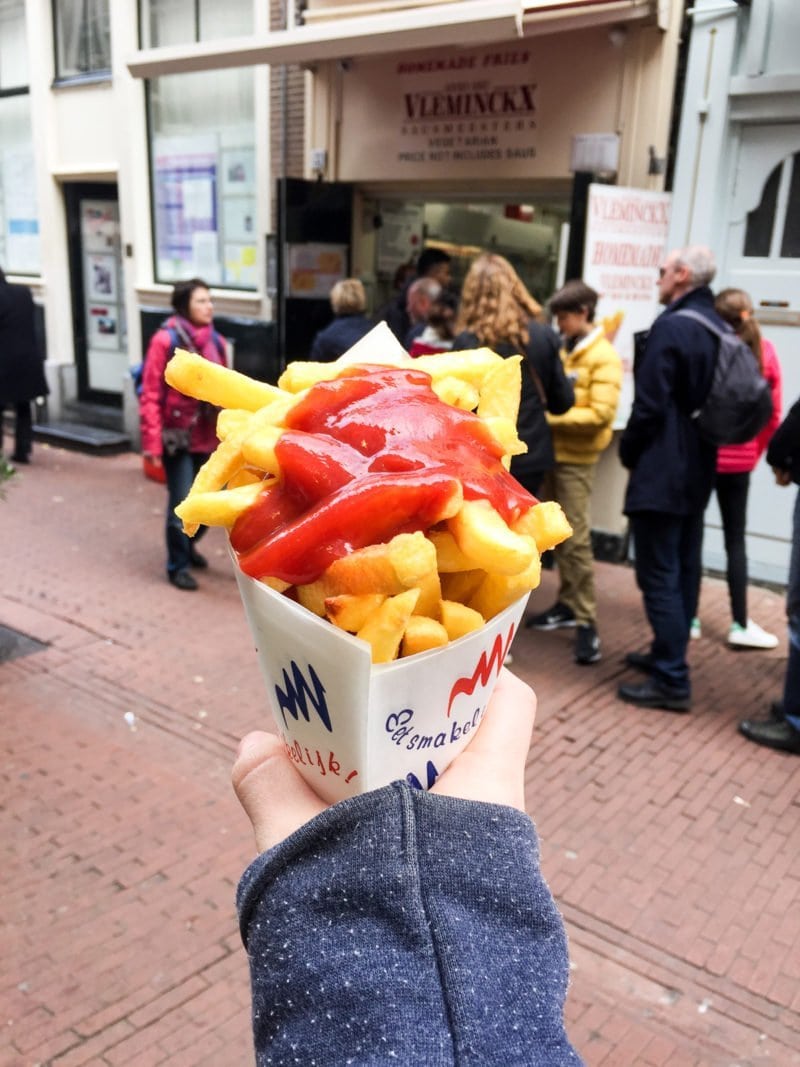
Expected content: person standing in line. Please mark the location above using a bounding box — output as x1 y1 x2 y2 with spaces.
452 252 574 501
374 247 452 345
140 278 227 591
402 276 442 350
0 267 49 465
309 278 372 362
617 246 720 711
693 288 782 649
527 280 622 666
739 396 800 754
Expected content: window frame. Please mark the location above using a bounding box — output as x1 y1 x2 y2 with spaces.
51 0 112 86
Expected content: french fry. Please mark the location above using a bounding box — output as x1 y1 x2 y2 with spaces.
241 425 283 477
428 529 476 572
468 539 542 619
448 499 535 576
357 588 420 663
440 599 486 641
414 347 504 388
217 408 252 439
512 501 573 553
166 349 285 411
174 481 264 530
413 568 443 619
325 593 387 632
401 615 449 657
431 375 480 412
440 569 485 605
477 355 522 423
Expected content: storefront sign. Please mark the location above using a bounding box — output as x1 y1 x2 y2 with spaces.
583 184 672 425
340 45 541 180
153 134 219 283
287 243 347 299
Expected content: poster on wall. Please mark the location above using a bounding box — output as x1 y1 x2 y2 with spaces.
2 149 41 274
376 201 424 276
582 184 672 426
153 134 220 283
287 243 347 299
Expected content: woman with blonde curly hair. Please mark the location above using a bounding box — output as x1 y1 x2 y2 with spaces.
453 253 574 498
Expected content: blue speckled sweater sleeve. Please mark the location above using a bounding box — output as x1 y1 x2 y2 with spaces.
237 781 582 1066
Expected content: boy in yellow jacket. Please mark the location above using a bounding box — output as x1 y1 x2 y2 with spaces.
527 280 622 664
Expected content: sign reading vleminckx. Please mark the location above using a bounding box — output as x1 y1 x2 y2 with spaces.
339 45 539 179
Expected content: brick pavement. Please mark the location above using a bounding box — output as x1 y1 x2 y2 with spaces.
2 445 799 1066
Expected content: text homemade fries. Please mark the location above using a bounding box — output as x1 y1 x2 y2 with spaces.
165 342 572 663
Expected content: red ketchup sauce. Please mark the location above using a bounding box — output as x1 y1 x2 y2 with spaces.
230 365 534 584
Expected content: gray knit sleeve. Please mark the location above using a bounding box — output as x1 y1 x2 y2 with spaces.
237 781 582 1066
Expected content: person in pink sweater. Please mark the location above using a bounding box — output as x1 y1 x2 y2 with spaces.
694 288 782 648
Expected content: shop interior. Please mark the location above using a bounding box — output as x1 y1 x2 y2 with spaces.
360 192 572 315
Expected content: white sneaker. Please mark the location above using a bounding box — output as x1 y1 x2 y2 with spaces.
690 617 701 640
728 620 779 650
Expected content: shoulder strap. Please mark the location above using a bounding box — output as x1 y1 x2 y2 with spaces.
675 308 727 340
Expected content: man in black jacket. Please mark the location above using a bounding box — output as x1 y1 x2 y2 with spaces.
739 399 800 753
0 267 48 464
617 246 720 711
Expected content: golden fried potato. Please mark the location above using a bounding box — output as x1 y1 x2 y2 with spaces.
448 499 535 576
357 588 420 663
512 501 573 553
166 349 285 411
439 600 485 641
324 593 387 632
174 481 264 530
467 542 541 619
401 616 449 657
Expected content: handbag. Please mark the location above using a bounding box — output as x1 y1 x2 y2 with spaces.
161 427 192 456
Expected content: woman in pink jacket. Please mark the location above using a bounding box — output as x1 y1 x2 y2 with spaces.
695 288 782 648
140 278 227 590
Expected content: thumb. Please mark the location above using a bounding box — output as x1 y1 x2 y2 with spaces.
232 731 327 854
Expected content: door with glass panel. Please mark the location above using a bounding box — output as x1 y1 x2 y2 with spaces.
720 123 800 579
64 183 127 404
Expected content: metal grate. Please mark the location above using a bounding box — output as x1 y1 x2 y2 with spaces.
0 625 48 664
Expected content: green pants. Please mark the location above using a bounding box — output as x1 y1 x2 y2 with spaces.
543 461 598 626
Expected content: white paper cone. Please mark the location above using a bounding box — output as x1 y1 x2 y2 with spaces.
233 558 526 805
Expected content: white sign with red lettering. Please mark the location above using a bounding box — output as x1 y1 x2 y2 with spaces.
583 184 672 425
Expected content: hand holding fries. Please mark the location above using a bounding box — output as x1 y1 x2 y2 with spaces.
165 337 571 663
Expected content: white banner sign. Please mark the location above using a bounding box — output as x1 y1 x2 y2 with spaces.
583 184 672 425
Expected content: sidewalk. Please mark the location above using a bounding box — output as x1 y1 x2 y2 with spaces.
2 445 798 1067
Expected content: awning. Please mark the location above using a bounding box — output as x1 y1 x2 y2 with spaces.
127 0 655 79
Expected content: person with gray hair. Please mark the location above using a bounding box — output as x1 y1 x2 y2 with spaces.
404 277 442 349
617 244 722 712
309 278 372 362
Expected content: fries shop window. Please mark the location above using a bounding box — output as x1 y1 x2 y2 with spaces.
147 67 257 290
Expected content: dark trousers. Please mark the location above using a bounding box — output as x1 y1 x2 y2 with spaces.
2 401 33 460
715 471 750 626
630 509 705 693
783 491 800 728
163 449 208 574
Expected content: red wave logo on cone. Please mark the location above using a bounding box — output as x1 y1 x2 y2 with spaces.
446 624 515 717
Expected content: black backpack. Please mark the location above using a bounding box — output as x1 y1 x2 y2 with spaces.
677 309 773 447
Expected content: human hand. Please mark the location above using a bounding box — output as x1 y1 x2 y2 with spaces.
772 466 792 487
232 669 537 855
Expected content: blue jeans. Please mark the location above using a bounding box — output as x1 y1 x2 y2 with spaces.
629 509 705 693
163 449 208 574
782 491 800 730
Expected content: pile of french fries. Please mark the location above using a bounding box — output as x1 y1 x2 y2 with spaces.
165 343 572 663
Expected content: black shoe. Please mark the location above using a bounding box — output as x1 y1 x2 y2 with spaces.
575 623 601 665
10 453 30 464
618 678 690 712
624 651 654 673
739 717 800 754
169 569 198 591
769 701 784 721
189 548 208 569
525 601 576 630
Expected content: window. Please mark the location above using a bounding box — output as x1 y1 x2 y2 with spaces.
53 0 111 80
0 0 40 274
148 70 256 288
744 152 800 260
139 0 252 48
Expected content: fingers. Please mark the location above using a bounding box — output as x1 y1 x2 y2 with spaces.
232 731 327 854
433 669 536 812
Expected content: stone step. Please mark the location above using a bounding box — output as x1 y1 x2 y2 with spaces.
33 420 131 454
